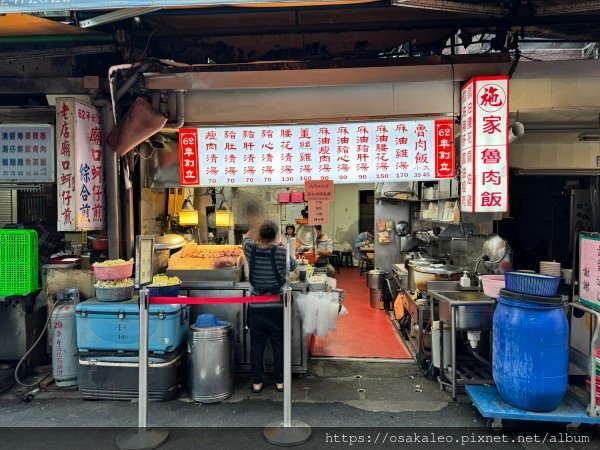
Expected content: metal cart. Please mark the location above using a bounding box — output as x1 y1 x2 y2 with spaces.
466 301 600 433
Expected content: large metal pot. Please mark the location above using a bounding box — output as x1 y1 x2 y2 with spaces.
414 265 462 292
367 268 389 289
406 257 442 291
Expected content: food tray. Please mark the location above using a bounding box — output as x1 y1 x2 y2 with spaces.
504 272 560 297
93 262 134 281
95 285 134 302
0 229 38 296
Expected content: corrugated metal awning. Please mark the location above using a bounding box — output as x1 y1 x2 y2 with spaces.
0 13 100 36
1 0 379 14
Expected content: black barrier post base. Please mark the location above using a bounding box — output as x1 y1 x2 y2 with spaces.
116 428 169 450
263 420 312 446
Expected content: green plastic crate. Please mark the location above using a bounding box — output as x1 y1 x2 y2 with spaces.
0 229 38 296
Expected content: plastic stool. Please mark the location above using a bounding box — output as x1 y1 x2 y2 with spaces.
330 251 341 273
340 251 353 268
359 257 374 276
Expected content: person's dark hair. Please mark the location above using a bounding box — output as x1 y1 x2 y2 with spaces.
259 220 279 242
314 225 322 231
285 224 295 236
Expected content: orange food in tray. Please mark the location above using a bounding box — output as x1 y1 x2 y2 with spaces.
169 244 243 270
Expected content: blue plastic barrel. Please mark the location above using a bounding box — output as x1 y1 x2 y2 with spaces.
493 290 568 412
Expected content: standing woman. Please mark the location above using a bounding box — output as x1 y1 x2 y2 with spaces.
284 224 296 238
243 220 297 393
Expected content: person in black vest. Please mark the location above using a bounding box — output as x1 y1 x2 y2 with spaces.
243 220 297 393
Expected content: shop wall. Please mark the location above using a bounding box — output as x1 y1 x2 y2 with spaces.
510 140 599 169
326 183 374 245
184 81 456 123
140 188 167 235
510 77 600 110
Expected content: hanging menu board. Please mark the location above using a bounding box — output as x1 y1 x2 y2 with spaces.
579 233 600 309
0 124 54 183
56 98 104 231
179 119 455 187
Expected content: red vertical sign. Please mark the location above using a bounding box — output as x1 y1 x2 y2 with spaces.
434 119 455 179
179 128 200 186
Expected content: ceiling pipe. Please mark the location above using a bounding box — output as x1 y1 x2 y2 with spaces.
116 62 153 101
164 89 186 129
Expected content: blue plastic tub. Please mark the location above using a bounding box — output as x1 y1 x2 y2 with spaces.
75 298 189 354
493 294 568 412
147 283 181 298
504 271 560 297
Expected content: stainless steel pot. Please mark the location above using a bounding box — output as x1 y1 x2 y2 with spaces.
367 268 389 289
406 257 442 291
414 265 463 292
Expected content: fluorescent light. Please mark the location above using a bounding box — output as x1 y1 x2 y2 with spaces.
80 7 161 28
578 133 600 141
391 0 505 16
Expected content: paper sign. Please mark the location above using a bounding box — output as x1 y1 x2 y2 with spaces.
579 234 600 308
460 76 509 213
0 124 54 183
304 180 334 201
308 200 330 225
179 119 455 187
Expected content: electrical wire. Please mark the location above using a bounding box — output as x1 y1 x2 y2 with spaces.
134 29 157 63
14 300 68 388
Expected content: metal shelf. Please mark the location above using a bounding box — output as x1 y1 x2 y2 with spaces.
438 360 494 388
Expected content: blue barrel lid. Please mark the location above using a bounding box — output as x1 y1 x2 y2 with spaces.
498 289 564 306
194 313 227 328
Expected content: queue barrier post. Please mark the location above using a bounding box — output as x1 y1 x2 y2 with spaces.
116 287 169 450
263 238 312 445
116 290 289 449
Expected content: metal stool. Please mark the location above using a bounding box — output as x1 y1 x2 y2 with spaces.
330 251 341 273
340 251 353 267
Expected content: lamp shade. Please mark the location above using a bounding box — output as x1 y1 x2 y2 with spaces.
179 210 198 226
215 210 233 227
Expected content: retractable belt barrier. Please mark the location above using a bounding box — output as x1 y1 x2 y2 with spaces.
148 295 280 305
117 236 310 450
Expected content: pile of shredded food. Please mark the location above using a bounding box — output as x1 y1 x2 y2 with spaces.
148 274 181 287
93 258 133 267
95 279 134 288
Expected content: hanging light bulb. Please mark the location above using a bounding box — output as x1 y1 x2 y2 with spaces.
178 197 198 226
215 200 233 227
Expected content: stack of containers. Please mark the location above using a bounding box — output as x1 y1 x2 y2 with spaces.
493 271 567 412
74 261 189 401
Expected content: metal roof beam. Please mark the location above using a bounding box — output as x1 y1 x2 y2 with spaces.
79 7 162 28
391 0 506 16
536 1 600 16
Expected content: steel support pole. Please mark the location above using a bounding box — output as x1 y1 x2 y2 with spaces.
263 238 311 446
99 102 121 259
116 288 169 450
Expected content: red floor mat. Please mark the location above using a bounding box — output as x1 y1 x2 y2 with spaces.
309 268 412 359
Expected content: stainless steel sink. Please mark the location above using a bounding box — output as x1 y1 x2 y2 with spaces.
430 290 495 330
436 291 490 302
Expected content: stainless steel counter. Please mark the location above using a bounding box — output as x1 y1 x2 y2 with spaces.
426 284 496 401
